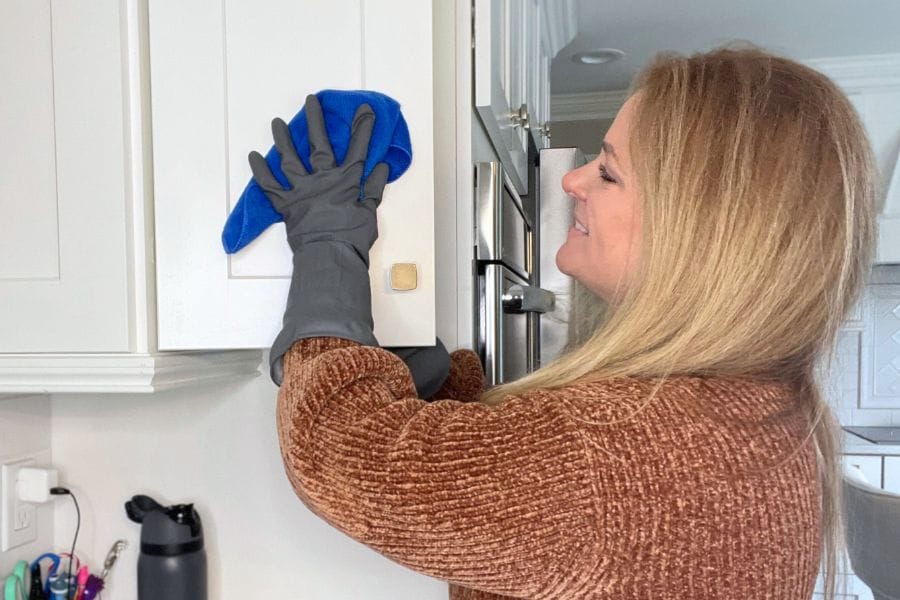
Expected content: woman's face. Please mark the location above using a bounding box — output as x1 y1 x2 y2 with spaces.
556 92 642 304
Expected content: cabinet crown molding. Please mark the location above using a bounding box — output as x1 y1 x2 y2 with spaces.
551 89 630 122
551 52 900 122
803 52 900 93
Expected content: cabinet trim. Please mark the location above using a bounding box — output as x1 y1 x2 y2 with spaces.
551 52 900 123
0 350 262 394
804 53 900 93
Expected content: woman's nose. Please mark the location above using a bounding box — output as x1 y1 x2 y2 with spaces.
561 167 585 202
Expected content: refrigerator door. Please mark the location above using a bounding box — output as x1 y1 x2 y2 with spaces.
538 147 586 364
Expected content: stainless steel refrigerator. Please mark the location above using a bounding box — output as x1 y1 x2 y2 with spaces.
474 146 587 387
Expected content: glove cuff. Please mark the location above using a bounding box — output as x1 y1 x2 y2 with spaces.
269 241 378 386
387 338 452 399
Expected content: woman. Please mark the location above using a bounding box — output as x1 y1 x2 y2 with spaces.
249 42 876 599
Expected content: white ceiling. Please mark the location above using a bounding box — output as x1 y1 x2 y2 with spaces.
551 0 900 95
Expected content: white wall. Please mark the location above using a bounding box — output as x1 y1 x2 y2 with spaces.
0 395 53 575
49 363 452 599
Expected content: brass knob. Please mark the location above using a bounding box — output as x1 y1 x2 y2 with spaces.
390 263 418 291
509 103 529 130
541 122 551 139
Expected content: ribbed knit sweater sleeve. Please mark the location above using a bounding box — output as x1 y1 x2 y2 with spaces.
426 348 486 403
275 336 600 598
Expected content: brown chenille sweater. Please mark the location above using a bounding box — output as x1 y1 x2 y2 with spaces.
275 336 822 599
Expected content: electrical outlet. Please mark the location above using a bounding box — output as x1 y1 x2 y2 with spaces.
1 457 37 551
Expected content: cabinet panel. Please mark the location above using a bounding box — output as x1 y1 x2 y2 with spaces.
0 0 130 352
474 0 529 195
0 0 58 280
150 0 435 350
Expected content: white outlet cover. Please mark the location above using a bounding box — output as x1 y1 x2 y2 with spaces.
1 457 37 551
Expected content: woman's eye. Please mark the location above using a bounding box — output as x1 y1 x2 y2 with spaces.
598 164 616 184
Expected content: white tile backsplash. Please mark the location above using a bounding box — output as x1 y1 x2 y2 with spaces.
828 265 900 424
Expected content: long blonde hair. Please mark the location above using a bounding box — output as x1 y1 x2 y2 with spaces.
478 42 878 598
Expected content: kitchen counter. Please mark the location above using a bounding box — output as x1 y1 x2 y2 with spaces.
843 426 900 455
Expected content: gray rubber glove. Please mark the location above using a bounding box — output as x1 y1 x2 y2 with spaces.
385 337 452 399
249 94 390 386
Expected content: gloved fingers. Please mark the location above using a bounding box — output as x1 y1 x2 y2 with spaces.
362 162 390 210
271 117 308 186
248 150 291 212
304 93 336 172
343 103 375 168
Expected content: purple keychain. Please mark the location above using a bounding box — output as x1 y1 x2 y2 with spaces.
80 575 103 600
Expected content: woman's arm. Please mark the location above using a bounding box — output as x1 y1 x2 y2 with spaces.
277 336 600 598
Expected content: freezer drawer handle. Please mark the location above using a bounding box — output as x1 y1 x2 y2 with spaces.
501 285 555 314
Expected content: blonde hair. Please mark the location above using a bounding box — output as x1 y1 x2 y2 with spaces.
478 42 878 598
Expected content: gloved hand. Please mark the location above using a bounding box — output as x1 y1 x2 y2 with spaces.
249 94 390 386
384 337 452 399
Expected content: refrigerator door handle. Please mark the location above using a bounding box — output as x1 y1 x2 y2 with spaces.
501 284 555 314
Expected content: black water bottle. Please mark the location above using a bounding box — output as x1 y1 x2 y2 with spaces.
125 494 207 600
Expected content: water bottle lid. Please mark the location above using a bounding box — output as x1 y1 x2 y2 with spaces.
125 495 204 552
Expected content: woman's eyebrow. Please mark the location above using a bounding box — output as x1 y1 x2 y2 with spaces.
601 140 619 165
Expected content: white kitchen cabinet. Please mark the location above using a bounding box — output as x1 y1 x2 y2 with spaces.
474 0 576 195
0 0 129 353
0 0 261 392
843 454 883 488
150 0 436 350
0 0 450 392
883 456 900 493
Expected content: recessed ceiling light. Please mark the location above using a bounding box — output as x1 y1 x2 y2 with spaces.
571 48 625 65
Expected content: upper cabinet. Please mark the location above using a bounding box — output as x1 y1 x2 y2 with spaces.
0 0 442 392
0 0 132 354
807 55 900 264
474 0 576 195
149 0 435 350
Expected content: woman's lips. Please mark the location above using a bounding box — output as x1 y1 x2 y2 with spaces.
568 225 588 238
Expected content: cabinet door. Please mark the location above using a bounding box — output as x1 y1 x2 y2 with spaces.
474 0 530 195
525 0 541 150
149 0 435 350
0 0 131 352
883 456 900 493
538 40 552 149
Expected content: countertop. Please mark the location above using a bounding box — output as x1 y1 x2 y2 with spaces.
842 426 900 455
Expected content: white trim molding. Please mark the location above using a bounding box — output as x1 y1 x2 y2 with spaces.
803 53 900 94
0 350 263 394
551 89 630 122
550 52 900 122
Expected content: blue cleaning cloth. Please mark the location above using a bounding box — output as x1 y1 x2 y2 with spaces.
222 88 412 254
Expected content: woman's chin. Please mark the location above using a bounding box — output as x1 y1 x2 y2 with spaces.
555 246 575 277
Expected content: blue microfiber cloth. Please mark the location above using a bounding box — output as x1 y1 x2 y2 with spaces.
222 88 412 254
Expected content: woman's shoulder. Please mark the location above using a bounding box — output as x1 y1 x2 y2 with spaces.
536 372 802 426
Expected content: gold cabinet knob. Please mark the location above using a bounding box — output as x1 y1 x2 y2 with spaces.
390 263 418 291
